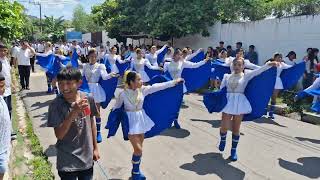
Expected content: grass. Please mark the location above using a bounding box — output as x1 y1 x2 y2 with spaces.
11 70 54 180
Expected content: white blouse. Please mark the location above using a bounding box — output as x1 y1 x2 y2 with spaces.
82 63 111 83
104 54 126 66
113 81 176 111
164 60 206 79
130 58 160 72
145 45 167 66
277 62 292 77
223 57 260 71
220 64 272 93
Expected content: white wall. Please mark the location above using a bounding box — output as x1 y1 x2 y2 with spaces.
102 31 119 47
174 15 320 65
82 33 91 43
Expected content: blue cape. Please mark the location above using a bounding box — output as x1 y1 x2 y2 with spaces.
36 54 71 78
157 46 168 65
102 56 130 76
296 77 320 113
203 67 277 121
106 79 184 140
189 51 206 63
78 76 118 109
181 61 211 93
144 65 163 80
210 60 231 80
71 49 79 68
280 62 306 90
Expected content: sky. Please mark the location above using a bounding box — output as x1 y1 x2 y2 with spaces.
17 0 105 20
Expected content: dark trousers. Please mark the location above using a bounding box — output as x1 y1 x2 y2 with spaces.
30 57 35 72
18 65 31 89
303 73 314 89
58 167 93 180
3 95 12 118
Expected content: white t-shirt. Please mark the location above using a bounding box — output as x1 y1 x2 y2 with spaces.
11 46 20 58
37 44 45 53
284 57 296 65
16 48 34 66
0 57 11 97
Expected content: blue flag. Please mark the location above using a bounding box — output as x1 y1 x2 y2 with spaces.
189 51 205 63
281 61 306 90
71 49 79 68
157 46 168 65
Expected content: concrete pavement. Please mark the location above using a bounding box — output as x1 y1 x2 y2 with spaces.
21 67 320 180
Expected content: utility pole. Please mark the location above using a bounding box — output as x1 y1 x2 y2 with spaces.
33 1 42 33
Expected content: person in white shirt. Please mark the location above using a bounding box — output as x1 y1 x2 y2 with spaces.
16 41 36 90
0 74 12 180
10 42 19 67
37 41 45 53
97 45 106 63
284 51 297 65
69 41 81 56
105 41 111 54
145 45 167 67
0 45 12 118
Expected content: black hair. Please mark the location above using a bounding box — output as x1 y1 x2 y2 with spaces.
249 45 255 49
88 48 96 56
126 71 138 85
313 48 319 53
57 66 82 81
219 41 224 44
174 48 182 56
0 73 5 81
227 45 232 49
307 48 313 53
236 42 242 46
0 45 8 49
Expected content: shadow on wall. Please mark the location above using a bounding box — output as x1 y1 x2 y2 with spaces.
180 152 245 180
278 157 320 179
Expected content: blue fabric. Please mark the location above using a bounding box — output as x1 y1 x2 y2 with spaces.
181 61 211 93
116 61 130 76
36 54 71 78
203 67 277 121
71 49 79 68
311 101 320 113
210 61 231 80
280 62 306 90
203 87 227 113
144 65 163 80
189 51 205 63
244 67 277 121
36 54 55 70
99 77 118 109
157 46 168 65
106 83 184 140
102 57 112 73
78 76 118 109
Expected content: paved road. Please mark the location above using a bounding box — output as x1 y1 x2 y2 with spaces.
21 68 320 180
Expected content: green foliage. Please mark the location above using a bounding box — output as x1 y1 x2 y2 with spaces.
72 4 103 33
0 1 25 42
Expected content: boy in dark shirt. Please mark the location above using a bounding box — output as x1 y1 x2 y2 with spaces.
48 67 100 180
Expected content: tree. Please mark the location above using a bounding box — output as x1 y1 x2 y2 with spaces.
42 16 65 42
0 1 25 42
72 4 103 33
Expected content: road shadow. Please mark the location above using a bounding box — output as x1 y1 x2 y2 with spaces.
23 91 50 98
295 137 320 145
33 112 48 121
160 128 190 139
31 100 52 111
190 119 220 128
253 117 287 128
278 157 320 179
180 152 245 179
44 144 56 157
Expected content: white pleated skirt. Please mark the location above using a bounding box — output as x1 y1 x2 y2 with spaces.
88 83 106 103
222 93 252 115
274 77 284 90
138 71 150 83
126 110 155 135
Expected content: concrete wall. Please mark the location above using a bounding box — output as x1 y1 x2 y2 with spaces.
102 31 118 47
126 15 320 65
173 15 320 65
82 33 91 43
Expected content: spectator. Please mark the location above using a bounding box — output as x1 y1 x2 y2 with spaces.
16 41 35 90
303 48 319 88
0 74 11 180
37 41 45 53
47 67 100 180
0 45 12 118
235 42 243 55
205 47 214 59
218 41 226 52
10 42 19 67
245 45 258 65
105 41 111 54
284 51 297 65
226 45 235 57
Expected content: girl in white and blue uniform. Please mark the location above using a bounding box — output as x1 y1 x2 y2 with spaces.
83 49 118 143
130 48 162 83
163 48 209 128
103 46 129 73
218 57 278 161
145 45 167 67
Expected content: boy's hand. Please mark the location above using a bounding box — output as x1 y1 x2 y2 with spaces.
71 98 89 113
93 149 100 161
